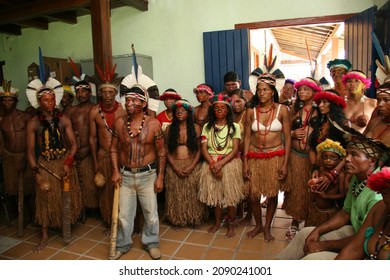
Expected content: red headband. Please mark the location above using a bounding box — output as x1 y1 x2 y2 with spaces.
314 91 347 109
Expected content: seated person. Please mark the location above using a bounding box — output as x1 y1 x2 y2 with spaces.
336 166 390 260
275 130 388 260
305 139 347 227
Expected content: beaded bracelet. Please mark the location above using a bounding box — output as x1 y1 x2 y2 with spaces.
330 169 339 177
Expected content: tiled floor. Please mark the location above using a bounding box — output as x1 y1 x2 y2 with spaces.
0 196 292 260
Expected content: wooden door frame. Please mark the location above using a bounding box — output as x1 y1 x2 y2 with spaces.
235 14 356 30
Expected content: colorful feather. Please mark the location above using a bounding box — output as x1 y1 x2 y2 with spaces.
38 47 47 83
95 63 105 82
267 44 273 69
132 44 138 82
68 57 81 78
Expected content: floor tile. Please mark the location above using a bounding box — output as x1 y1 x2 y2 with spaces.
203 247 235 260
174 244 208 259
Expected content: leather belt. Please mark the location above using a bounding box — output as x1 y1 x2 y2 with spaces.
121 161 157 173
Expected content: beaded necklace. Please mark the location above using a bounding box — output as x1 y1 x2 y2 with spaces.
211 124 230 151
98 102 119 135
298 105 314 151
369 213 390 260
351 177 367 197
127 113 146 138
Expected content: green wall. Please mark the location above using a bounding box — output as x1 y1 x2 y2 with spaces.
0 0 378 109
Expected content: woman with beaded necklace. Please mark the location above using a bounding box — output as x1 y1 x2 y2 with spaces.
164 99 207 228
283 77 321 241
336 166 390 260
198 93 245 238
243 73 291 241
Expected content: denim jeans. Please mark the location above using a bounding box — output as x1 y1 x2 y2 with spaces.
116 168 159 252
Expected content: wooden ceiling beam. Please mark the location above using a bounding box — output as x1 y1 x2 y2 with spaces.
119 0 148 11
17 18 49 30
0 0 90 24
46 11 78 24
0 24 21 35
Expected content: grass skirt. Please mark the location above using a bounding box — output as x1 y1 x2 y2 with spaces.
2 149 35 196
282 150 312 221
98 149 114 225
165 158 207 226
245 150 286 198
305 200 340 227
35 157 82 228
198 157 245 208
76 154 99 208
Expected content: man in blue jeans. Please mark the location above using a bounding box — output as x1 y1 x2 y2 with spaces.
109 84 166 260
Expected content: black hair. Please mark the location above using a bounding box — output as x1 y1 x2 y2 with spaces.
250 83 279 108
167 106 198 154
206 103 236 134
224 71 239 83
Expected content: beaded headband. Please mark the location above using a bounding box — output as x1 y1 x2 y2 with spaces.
257 73 276 87
75 84 92 92
316 138 346 157
125 84 148 102
342 71 371 89
314 91 347 109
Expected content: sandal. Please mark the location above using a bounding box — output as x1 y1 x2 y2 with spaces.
285 226 298 241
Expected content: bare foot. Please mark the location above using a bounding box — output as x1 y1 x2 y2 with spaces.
207 223 221 234
33 238 48 253
246 225 264 238
239 215 253 226
264 228 275 242
225 224 236 238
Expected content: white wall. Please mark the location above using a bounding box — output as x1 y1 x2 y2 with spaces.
0 0 376 109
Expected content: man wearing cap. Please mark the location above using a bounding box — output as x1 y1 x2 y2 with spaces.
26 77 82 252
343 70 377 133
327 59 352 98
275 132 386 259
68 81 98 219
156 88 182 132
89 82 126 231
220 71 253 102
0 81 35 226
109 85 166 260
60 85 75 115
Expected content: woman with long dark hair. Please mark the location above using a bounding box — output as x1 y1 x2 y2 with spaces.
243 73 291 241
198 93 245 238
164 99 207 227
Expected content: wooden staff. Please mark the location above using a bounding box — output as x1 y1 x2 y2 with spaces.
109 183 120 258
17 174 24 237
62 177 72 243
39 163 62 180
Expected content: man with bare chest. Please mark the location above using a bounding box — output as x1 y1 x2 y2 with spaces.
68 81 98 218
89 82 126 228
343 70 377 133
0 82 35 226
109 85 166 260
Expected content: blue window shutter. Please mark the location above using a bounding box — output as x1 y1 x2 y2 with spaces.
203 29 249 94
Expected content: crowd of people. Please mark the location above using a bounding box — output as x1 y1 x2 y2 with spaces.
0 57 390 261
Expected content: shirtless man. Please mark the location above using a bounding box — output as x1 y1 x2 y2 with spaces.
343 70 377 133
219 71 253 102
0 82 34 228
60 85 75 115
26 78 81 252
89 82 125 229
109 85 166 260
326 59 352 99
193 83 213 128
67 81 98 219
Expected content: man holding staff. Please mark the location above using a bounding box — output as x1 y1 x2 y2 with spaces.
109 84 166 260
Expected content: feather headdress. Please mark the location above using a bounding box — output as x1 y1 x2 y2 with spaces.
249 44 284 93
0 80 19 98
95 59 118 92
26 47 63 108
120 44 159 111
68 57 96 96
